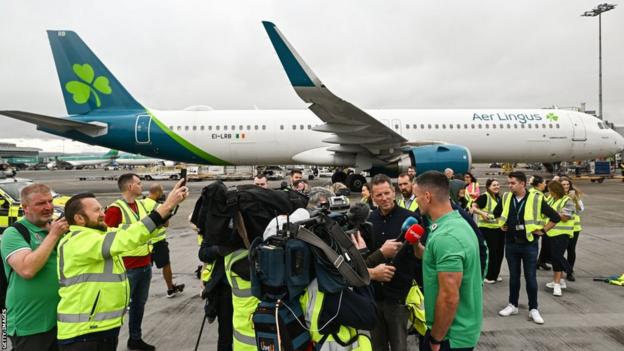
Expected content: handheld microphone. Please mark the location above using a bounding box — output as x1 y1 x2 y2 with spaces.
397 216 419 241
390 222 425 265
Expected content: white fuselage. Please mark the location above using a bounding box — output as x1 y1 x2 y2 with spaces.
150 108 624 166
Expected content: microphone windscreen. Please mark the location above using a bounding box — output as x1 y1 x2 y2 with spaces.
347 202 371 226
401 216 419 233
405 224 425 243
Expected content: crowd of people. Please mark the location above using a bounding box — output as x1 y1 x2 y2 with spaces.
0 166 586 351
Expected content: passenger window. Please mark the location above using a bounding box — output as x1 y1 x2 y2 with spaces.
185 126 189 131
434 124 439 129
528 124 532 129
464 124 468 129
556 124 560 129
442 124 446 129
428 124 432 129
208 126 212 131
492 124 496 129
292 125 296 130
192 126 197 131
231 125 235 130
216 126 220 131
308 125 311 130
513 124 517 129
521 124 525 129
254 125 258 130
421 124 425 129
413 124 418 129
485 124 489 129
239 125 243 131
280 125 284 130
457 124 461 129
449 124 453 129
477 124 482 129
542 124 546 129
200 126 204 131
471 124 475 129
406 124 410 129
507 124 511 129
262 125 266 130
169 126 173 130
394 124 399 129
300 125 304 130
247 125 251 130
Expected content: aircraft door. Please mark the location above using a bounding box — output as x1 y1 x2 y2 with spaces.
135 114 151 144
570 113 587 141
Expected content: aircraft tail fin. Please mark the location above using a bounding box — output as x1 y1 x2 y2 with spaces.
47 30 142 115
261 21 323 89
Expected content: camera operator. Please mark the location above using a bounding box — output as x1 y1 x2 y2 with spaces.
367 174 421 351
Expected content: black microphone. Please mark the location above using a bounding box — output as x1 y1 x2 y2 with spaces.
347 202 371 227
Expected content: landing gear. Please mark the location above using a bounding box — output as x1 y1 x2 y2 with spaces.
331 170 347 185
345 174 367 193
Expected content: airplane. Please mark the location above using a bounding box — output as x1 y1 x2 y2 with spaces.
115 152 175 167
1 24 623 191
49 149 119 169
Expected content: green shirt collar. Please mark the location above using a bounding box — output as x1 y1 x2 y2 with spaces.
17 218 48 234
429 210 461 232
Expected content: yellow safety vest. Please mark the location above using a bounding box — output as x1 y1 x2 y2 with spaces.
225 250 259 351
405 283 427 336
56 218 160 340
108 199 150 257
141 198 167 245
464 182 480 208
300 280 372 351
499 190 543 243
398 197 419 212
547 196 575 238
573 213 582 232
476 192 501 229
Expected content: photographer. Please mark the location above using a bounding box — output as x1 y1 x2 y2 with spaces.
367 174 420 351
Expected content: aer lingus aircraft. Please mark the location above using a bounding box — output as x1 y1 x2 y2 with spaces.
1 23 622 191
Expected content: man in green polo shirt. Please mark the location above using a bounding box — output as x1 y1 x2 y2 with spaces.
1 183 68 351
412 171 482 351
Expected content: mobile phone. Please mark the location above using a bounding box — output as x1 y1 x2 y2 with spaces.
180 169 187 186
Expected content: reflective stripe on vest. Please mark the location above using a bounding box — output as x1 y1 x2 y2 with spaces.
224 250 259 350
141 198 167 244
477 192 501 229
57 308 126 323
398 198 419 212
499 191 543 242
301 279 372 351
547 196 575 238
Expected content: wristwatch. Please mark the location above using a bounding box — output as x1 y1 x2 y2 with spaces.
430 335 443 345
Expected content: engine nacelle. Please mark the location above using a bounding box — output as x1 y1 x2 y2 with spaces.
370 144 472 178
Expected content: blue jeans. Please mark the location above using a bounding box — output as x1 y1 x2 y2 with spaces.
126 265 152 340
505 241 538 310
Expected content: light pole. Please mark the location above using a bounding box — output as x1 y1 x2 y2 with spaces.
582 3 616 120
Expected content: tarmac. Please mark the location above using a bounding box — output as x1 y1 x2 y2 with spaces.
9 166 624 350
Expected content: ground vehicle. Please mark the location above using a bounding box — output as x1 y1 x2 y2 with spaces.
0 178 68 233
261 166 286 180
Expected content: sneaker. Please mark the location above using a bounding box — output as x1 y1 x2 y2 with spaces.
546 280 567 289
167 283 185 298
498 304 518 317
127 338 156 351
175 283 185 294
553 284 562 296
567 272 576 282
484 278 496 284
496 277 503 282
528 309 544 324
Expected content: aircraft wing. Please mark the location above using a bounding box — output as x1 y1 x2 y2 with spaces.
262 22 408 160
0 110 108 137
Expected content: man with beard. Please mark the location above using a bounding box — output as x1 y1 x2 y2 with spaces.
56 181 188 351
397 173 419 212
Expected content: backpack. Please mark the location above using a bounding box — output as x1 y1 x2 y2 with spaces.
0 222 31 309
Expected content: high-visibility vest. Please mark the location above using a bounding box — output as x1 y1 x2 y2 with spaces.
405 283 427 337
299 279 372 351
547 196 575 238
201 262 214 283
108 199 150 257
573 213 582 232
225 250 259 350
476 192 501 229
499 190 543 243
141 198 167 245
56 219 159 340
465 182 480 205
397 197 419 212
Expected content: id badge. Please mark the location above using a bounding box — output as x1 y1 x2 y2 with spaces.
515 224 525 231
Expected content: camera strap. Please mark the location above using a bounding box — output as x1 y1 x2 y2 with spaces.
296 224 370 287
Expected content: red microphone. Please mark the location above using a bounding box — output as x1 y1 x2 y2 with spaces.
404 223 425 244
390 223 426 265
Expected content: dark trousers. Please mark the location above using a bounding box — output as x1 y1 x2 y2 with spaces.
127 265 152 340
505 241 538 310
58 337 118 351
216 283 233 351
567 231 580 272
371 300 409 351
419 330 474 351
537 235 551 265
9 327 58 351
482 227 505 281
549 235 571 273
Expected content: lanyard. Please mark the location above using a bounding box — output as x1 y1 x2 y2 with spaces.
512 196 526 224
122 199 141 221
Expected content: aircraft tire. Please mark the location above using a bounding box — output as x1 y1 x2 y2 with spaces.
346 174 366 193
331 171 347 185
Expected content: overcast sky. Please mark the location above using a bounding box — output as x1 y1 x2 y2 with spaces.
1 0 622 143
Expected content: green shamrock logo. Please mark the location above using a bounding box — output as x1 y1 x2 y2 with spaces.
545 113 559 122
64 64 112 107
